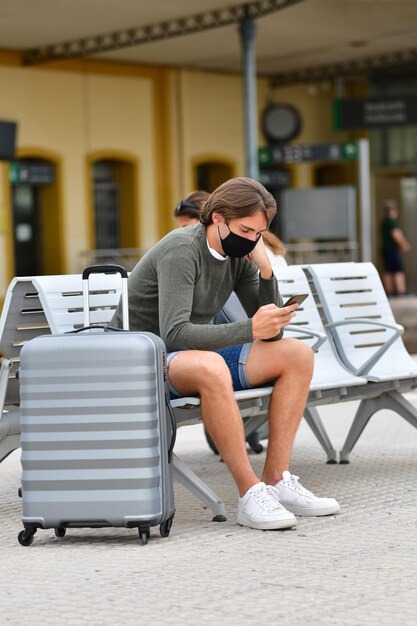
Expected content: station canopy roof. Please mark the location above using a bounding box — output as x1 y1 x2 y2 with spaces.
2 0 417 84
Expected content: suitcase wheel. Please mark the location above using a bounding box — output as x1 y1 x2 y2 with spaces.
160 517 174 538
54 528 66 538
18 528 36 547
138 527 150 545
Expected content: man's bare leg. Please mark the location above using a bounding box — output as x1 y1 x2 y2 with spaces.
245 338 340 516
393 271 407 295
244 338 314 485
382 271 394 294
168 350 259 496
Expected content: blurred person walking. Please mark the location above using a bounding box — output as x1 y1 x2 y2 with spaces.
381 199 411 296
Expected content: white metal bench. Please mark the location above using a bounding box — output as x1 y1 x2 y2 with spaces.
215 264 370 463
306 262 417 462
0 267 337 520
3 263 415 510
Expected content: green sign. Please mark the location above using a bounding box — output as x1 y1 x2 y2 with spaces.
258 146 273 166
258 142 357 166
341 141 358 160
9 162 54 185
9 162 19 184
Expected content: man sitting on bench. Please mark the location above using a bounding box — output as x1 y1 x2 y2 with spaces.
111 177 340 530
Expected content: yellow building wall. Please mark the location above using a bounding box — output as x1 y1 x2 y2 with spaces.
272 83 342 143
270 83 364 188
0 63 159 296
83 73 157 249
0 162 11 297
0 56 317 304
179 70 245 191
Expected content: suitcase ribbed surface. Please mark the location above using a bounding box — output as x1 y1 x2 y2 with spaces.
20 332 169 528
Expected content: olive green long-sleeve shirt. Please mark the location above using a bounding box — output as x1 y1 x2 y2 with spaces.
111 223 283 352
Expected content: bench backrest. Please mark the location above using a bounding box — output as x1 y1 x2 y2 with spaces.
217 265 367 392
307 262 417 382
0 272 123 406
1 266 370 407
275 264 368 390
0 278 51 404
34 273 123 333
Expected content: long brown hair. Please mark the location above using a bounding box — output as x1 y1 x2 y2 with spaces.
200 177 276 226
262 230 286 256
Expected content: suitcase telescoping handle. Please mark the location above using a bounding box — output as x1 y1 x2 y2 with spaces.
82 264 129 330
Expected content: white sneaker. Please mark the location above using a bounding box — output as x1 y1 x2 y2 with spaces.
273 471 340 517
237 481 297 530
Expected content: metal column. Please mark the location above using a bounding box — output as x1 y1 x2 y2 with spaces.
358 138 372 262
239 10 259 180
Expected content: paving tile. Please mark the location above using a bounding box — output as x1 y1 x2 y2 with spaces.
1 390 417 625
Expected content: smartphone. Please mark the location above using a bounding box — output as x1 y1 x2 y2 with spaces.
283 293 309 307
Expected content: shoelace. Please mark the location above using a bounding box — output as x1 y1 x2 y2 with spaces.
251 484 283 512
281 474 314 497
266 484 285 505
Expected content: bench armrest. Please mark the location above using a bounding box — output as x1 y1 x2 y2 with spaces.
0 358 12 417
325 319 404 376
285 325 327 352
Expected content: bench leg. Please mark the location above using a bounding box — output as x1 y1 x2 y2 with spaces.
340 398 377 464
172 454 227 522
385 390 417 430
304 407 337 463
340 390 417 464
245 410 338 463
0 408 22 463
0 434 21 463
244 414 268 453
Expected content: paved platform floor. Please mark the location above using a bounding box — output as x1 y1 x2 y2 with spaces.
1 390 417 625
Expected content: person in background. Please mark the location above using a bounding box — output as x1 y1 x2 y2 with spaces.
262 230 287 268
381 199 411 296
174 190 210 227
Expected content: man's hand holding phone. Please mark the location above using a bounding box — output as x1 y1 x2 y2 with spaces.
283 293 308 307
251 294 308 340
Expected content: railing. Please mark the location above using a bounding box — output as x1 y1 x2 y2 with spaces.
80 240 359 271
79 248 148 272
285 241 359 265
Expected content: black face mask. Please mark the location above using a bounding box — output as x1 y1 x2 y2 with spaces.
218 224 260 258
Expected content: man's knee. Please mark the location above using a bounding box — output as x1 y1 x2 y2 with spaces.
284 338 314 371
198 351 233 388
265 338 313 378
171 350 233 394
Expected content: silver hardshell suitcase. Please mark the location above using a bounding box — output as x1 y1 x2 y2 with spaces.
18 264 176 546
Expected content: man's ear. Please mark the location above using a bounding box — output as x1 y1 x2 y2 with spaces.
212 211 223 225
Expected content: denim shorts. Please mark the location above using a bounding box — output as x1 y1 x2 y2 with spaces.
166 343 253 399
382 247 404 273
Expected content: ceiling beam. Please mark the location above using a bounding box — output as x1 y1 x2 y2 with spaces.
23 0 303 65
270 46 417 86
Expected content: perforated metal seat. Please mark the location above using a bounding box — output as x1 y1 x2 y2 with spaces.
307 262 417 462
